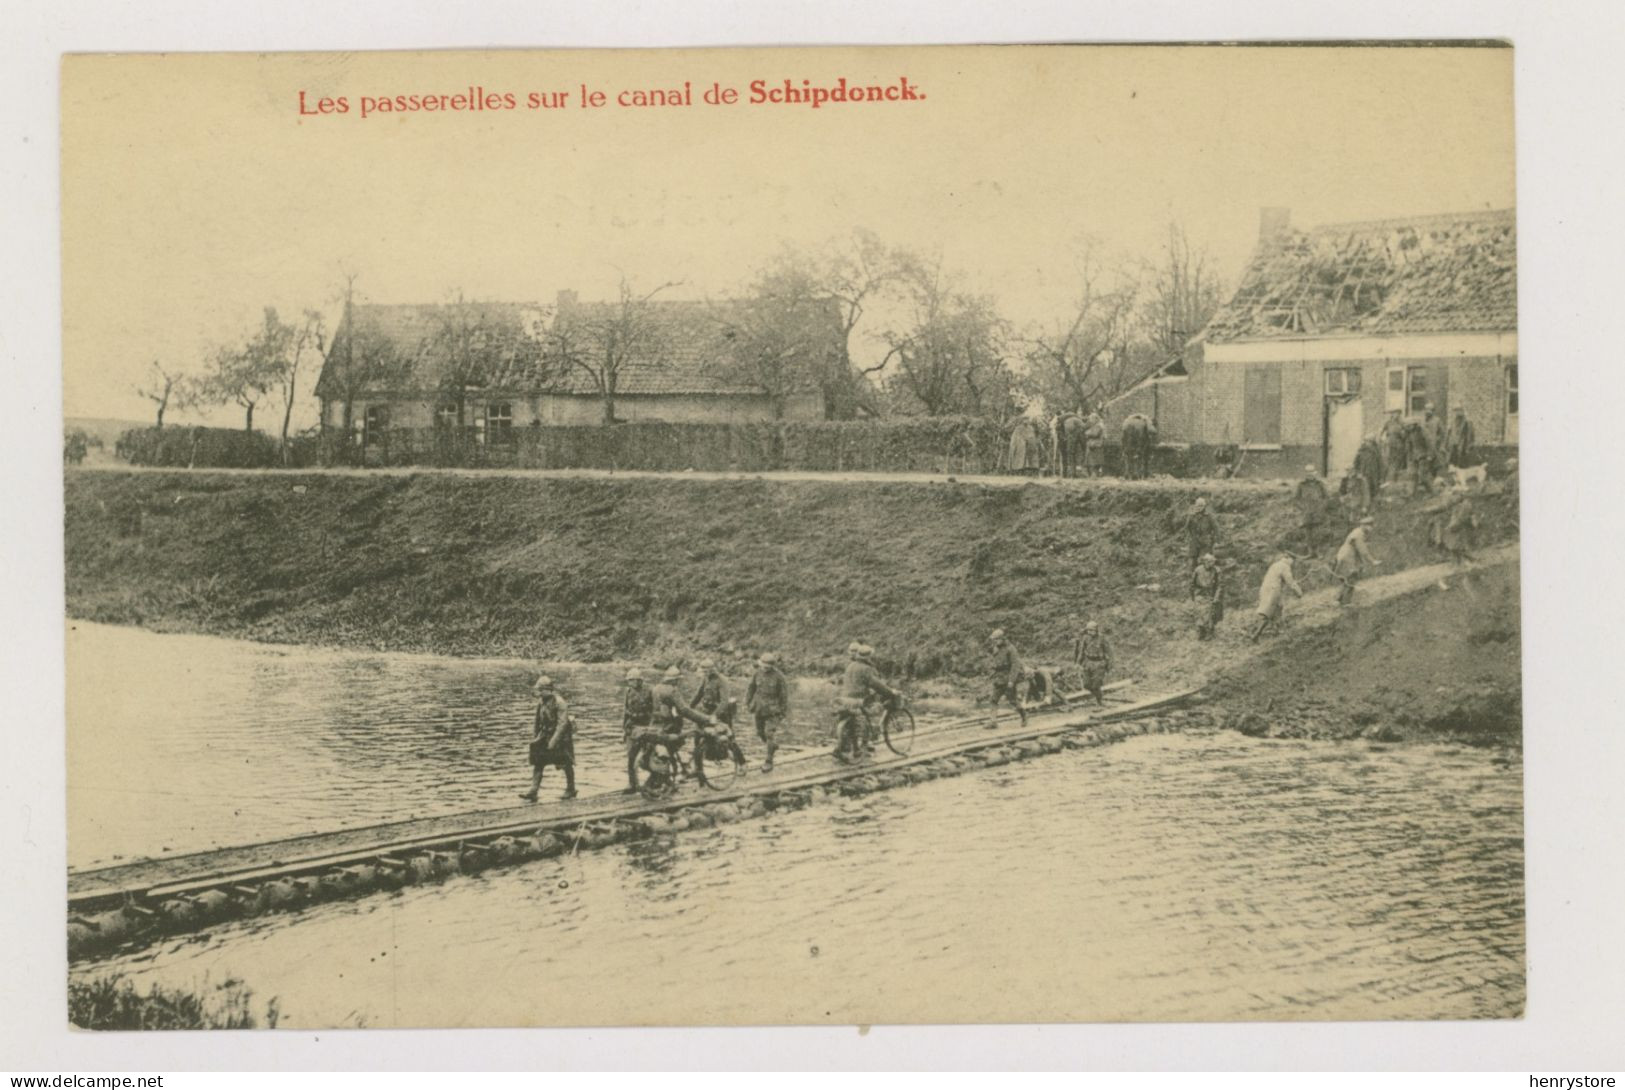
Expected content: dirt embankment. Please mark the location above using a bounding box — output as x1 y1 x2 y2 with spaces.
1204 563 1522 746
63 470 1519 708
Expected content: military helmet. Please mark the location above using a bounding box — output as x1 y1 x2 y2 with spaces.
663 665 682 680
533 675 555 692
854 643 874 660
758 651 779 666
1084 621 1099 632
699 659 716 672
625 668 644 682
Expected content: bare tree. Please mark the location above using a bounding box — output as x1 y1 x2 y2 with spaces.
879 255 1015 418
425 290 528 426
708 287 840 420
548 278 676 424
135 359 198 429
1022 239 1143 413
1141 221 1225 358
747 230 905 418
323 277 413 435
277 309 326 464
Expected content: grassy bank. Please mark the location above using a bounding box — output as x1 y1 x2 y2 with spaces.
64 469 1517 691
69 973 279 1030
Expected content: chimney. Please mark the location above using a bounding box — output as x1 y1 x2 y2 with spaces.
555 289 578 314
1259 207 1291 244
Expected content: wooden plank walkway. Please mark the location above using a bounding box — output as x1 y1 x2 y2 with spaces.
68 682 1187 909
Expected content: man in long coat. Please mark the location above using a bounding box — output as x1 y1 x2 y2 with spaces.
1295 466 1332 554
521 675 576 802
1379 410 1408 484
1182 497 1220 572
1334 517 1381 605
1446 407 1477 468
1353 438 1384 512
1083 409 1108 476
1248 553 1304 642
1006 415 1045 476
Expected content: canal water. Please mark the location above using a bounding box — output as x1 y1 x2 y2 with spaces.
68 621 1525 1024
68 620 946 870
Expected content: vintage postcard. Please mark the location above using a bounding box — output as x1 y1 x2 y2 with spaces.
61 44 1521 1029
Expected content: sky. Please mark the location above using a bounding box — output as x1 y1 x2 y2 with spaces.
60 44 1515 429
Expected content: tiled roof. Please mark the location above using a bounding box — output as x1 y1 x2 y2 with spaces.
316 297 836 399
1202 209 1517 343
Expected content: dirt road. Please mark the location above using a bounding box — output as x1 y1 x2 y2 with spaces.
72 461 1293 495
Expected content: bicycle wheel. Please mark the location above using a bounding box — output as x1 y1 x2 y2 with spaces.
882 705 916 756
633 738 678 800
695 735 743 791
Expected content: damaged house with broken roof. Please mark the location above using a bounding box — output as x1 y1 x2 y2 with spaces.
1107 207 1518 478
314 289 837 459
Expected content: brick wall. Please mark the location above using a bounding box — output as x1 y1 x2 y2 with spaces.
1451 355 1517 445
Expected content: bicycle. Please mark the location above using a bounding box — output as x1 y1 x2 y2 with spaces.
629 722 746 799
834 693 915 761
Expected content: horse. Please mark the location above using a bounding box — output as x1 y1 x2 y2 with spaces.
1120 413 1157 479
1054 412 1090 479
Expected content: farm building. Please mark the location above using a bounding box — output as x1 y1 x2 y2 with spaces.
1108 207 1518 478
314 290 835 446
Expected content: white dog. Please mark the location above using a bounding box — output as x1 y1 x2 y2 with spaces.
1450 463 1488 490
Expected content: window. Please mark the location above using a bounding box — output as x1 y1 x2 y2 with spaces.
1384 365 1436 415
1506 364 1518 417
486 402 513 440
1407 368 1429 414
1386 367 1406 412
1324 368 1362 396
363 404 389 435
434 402 458 429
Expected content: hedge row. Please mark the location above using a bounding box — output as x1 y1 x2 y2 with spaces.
113 419 1182 477
323 418 1019 474
115 426 321 469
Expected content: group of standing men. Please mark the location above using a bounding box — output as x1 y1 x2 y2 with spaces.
1005 406 1160 481
1377 403 1478 493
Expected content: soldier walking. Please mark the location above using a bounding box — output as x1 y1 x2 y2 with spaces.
986 628 1029 729
1295 466 1332 555
746 652 790 772
1182 497 1220 573
1248 553 1304 642
1334 518 1381 606
1353 438 1384 513
1072 621 1113 706
692 659 737 729
621 668 654 794
1190 552 1225 639
520 675 576 802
